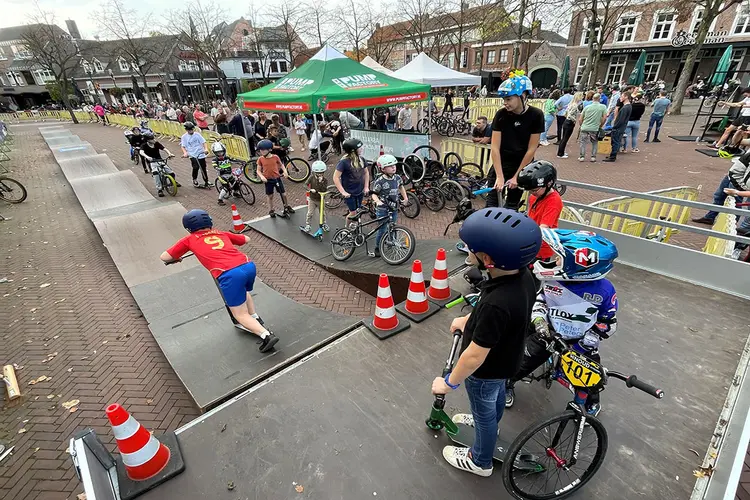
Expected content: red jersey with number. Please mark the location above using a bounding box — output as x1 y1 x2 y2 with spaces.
166 229 250 278
528 191 563 260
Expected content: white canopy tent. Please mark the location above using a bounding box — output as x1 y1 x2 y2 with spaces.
393 52 481 87
360 56 394 76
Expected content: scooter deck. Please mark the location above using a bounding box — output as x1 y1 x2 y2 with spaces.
447 423 542 471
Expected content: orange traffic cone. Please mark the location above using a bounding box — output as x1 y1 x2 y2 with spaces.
106 403 171 481
396 260 439 322
427 248 460 306
231 204 246 233
365 274 410 340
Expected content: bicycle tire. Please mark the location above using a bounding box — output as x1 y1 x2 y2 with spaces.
403 154 425 183
243 159 261 183
0 177 27 204
555 183 567 196
396 161 413 186
163 175 178 197
325 185 344 209
379 225 416 265
238 182 255 205
286 157 310 183
444 123 456 137
502 410 608 500
331 228 356 261
401 192 421 219
422 186 445 211
214 178 223 193
413 145 440 164
417 117 430 134
439 179 467 210
443 152 463 175
133 154 140 166
458 161 484 180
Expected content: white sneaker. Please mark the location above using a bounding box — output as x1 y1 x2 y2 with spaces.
452 413 474 427
578 157 584 162
557 154 568 159
442 446 492 477
304 224 311 232
540 140 549 146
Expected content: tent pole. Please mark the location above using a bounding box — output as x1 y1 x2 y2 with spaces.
314 114 321 161
428 97 431 135
364 109 368 129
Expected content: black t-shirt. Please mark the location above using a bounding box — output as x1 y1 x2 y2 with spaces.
491 106 545 166
141 141 165 160
255 119 270 138
460 268 537 379
446 93 453 105
128 134 147 148
375 108 387 128
630 102 646 121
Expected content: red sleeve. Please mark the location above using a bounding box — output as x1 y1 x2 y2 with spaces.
226 232 247 245
538 194 563 228
166 235 191 259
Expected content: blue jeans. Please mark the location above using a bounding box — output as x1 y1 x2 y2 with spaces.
386 123 395 131
704 175 744 221
375 205 398 248
542 113 554 142
646 113 664 140
465 375 506 469
609 127 625 158
623 121 640 150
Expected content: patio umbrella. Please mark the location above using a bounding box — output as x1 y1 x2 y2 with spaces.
131 75 145 101
628 50 647 86
711 45 734 87
559 56 570 88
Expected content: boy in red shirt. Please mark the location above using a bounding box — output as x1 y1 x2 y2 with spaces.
160 209 279 352
256 138 293 218
517 160 563 260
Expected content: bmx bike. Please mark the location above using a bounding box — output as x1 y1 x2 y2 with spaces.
149 156 178 197
214 160 256 206
0 176 27 204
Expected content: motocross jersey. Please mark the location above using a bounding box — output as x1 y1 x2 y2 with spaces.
531 279 618 350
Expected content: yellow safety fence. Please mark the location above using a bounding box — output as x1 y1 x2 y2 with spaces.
441 138 491 172
703 197 737 258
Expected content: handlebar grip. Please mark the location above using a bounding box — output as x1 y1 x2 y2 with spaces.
625 375 664 399
473 187 493 196
445 296 466 309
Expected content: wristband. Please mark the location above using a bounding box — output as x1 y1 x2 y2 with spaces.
444 373 460 390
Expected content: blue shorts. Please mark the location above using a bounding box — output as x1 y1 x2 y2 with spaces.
344 193 364 211
217 261 256 307
265 178 285 195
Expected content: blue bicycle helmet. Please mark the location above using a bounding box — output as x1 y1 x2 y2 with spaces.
182 209 213 233
497 71 533 98
257 139 273 151
459 208 541 270
533 228 618 281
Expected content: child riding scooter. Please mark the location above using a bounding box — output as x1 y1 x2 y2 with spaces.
300 160 330 238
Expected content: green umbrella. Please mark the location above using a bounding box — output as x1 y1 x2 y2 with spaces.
711 44 734 86
237 46 430 113
559 56 570 88
628 50 647 86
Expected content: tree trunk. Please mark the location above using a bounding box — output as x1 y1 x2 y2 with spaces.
198 68 208 104
514 0 526 68
59 78 79 124
672 15 713 115
142 73 150 102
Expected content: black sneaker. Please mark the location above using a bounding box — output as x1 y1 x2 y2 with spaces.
284 205 295 214
269 210 277 218
653 138 661 143
258 333 279 353
644 139 650 143
158 190 165 197
193 179 199 187
218 199 226 206
202 183 211 189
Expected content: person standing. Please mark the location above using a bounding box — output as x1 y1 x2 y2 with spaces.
578 93 608 162
622 93 646 153
180 122 210 188
603 91 632 162
488 72 545 210
254 111 271 141
444 89 454 114
374 107 388 131
541 90 560 146
398 104 415 132
93 103 108 126
553 88 572 143
293 114 308 151
193 104 209 131
556 92 583 159
333 138 370 221
645 91 671 143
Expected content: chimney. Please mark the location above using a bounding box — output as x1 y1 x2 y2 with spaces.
66 20 81 40
531 20 542 39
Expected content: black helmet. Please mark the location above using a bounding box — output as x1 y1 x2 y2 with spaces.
517 160 557 190
343 138 363 154
183 121 195 130
142 131 155 140
459 208 541 270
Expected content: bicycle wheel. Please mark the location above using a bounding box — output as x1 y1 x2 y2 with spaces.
243 159 261 183
413 145 440 164
417 117 430 134
0 177 27 204
325 185 344 209
422 186 445 211
459 162 484 180
444 123 456 137
238 182 255 205
286 157 310 183
502 410 608 500
214 178 222 193
331 228 356 261
554 183 567 196
436 118 451 136
379 225 416 265
403 154 425 183
443 152 463 175
396 161 413 186
163 175 178 197
401 192 421 219
439 179 467 210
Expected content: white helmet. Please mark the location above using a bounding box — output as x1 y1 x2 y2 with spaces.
312 160 327 173
212 141 227 156
330 120 341 128
376 154 398 171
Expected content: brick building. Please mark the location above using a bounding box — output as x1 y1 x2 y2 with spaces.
566 1 750 89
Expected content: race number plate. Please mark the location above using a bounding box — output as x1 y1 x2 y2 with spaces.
232 168 242 176
560 350 602 388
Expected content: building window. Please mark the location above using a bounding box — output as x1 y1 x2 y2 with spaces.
11 45 32 59
279 61 288 72
187 60 199 71
93 60 104 72
734 2 750 34
241 62 251 73
643 53 663 81
34 69 55 83
119 58 129 71
252 62 260 73
242 29 249 36
124 93 136 105
0 47 6 60
731 48 747 79
82 60 92 73
500 49 508 63
616 16 637 43
446 53 455 68
651 12 676 40
606 54 627 83
178 60 188 71
574 57 587 85
474 50 482 66
405 53 413 64
581 20 601 46
270 61 279 73
486 50 496 64
5 72 16 86
461 47 468 68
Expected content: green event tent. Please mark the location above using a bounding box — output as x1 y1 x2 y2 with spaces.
237 46 431 113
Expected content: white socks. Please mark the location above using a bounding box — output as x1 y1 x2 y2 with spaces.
251 313 260 320
259 330 270 339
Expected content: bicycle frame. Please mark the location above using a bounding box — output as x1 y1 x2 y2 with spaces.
351 209 397 247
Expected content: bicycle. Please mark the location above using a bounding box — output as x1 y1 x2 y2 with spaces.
243 147 311 184
214 160 256 206
148 156 178 197
407 180 445 212
330 203 416 265
0 176 27 204
361 192 421 219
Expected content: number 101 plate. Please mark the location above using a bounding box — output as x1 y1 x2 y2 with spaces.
560 350 602 388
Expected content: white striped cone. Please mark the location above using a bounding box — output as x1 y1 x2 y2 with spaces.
405 260 429 314
231 204 245 232
106 403 171 481
373 274 399 330
428 248 452 300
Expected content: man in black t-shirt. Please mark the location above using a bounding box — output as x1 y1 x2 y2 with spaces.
139 133 179 197
432 207 541 477
489 73 545 210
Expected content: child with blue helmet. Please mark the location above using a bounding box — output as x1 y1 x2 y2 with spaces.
505 228 619 416
431 208 542 477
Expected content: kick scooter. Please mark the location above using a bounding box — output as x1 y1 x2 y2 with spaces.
299 190 330 241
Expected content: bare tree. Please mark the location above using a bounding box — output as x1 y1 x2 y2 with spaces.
393 0 450 61
671 0 743 114
444 0 472 71
265 0 307 70
21 10 80 122
302 3 340 48
94 0 174 100
242 6 282 85
337 0 378 61
367 13 398 65
472 0 514 73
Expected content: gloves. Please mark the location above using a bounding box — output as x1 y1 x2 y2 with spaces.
532 317 550 338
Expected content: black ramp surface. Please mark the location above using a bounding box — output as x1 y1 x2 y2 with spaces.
669 135 699 141
696 148 720 157
145 278 360 410
140 266 749 500
249 210 346 261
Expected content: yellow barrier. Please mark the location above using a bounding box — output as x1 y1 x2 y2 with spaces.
220 134 251 161
440 138 491 172
703 197 737 257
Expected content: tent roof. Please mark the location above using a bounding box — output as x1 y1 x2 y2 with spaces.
393 53 481 87
237 46 430 113
360 56 394 75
